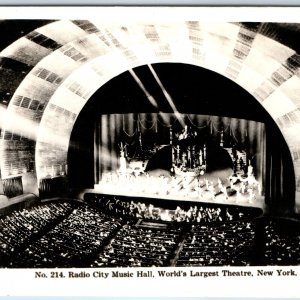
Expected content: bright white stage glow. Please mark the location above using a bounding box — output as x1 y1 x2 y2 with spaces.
95 171 264 210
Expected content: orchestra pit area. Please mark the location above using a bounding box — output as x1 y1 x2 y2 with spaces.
0 194 300 268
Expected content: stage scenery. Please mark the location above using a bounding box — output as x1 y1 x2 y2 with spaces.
0 17 300 268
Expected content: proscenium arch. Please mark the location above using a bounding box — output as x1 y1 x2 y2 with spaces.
34 23 299 181
0 20 299 205
67 62 296 214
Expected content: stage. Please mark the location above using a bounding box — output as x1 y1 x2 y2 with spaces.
93 171 265 210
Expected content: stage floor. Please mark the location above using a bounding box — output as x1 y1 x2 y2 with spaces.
92 183 265 210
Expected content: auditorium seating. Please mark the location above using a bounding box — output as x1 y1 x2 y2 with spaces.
84 193 262 223
0 201 74 260
9 205 123 268
176 221 256 267
0 197 299 268
263 218 300 265
91 223 181 268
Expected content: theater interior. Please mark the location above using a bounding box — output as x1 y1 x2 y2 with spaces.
0 16 300 268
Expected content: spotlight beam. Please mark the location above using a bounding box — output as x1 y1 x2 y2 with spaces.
128 68 170 124
128 69 159 109
147 64 185 128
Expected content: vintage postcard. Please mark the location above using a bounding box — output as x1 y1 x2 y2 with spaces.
0 6 299 297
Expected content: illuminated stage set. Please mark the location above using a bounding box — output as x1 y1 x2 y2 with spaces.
95 113 265 208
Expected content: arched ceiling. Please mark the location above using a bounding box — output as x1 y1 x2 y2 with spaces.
0 17 300 195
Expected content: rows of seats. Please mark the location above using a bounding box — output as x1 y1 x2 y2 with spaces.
176 221 256 266
0 202 74 258
85 193 261 223
91 224 181 267
10 205 123 268
263 219 300 265
1 198 300 268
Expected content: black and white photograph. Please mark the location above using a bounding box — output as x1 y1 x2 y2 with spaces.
0 6 300 297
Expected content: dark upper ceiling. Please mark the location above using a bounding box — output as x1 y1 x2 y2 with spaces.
0 20 55 52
